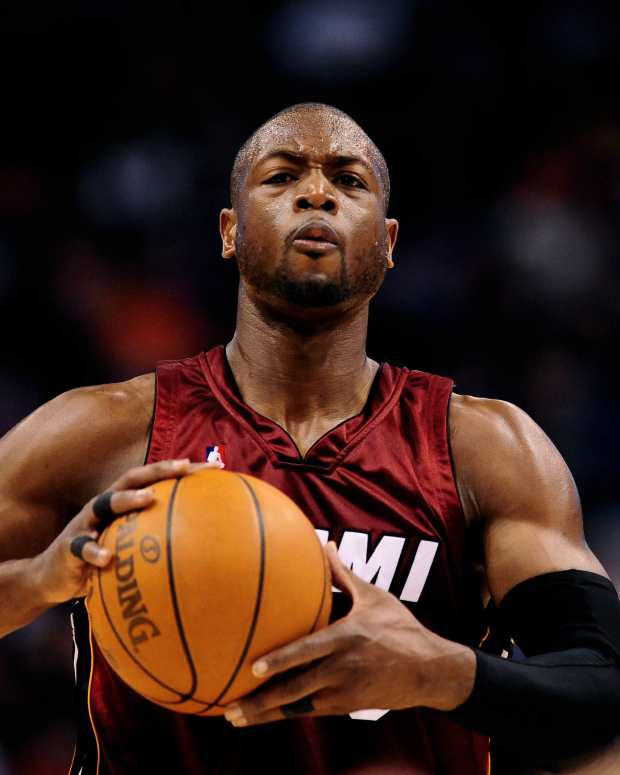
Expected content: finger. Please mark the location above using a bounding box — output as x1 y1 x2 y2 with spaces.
325 541 362 599
114 459 194 490
226 663 327 724
225 705 296 727
84 488 155 530
115 459 222 490
188 461 223 471
252 620 350 679
281 695 316 719
226 689 337 727
92 491 116 524
69 533 112 567
196 458 225 470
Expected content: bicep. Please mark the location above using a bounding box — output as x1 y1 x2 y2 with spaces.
0 392 89 561
0 379 151 562
485 510 605 606
452 396 607 604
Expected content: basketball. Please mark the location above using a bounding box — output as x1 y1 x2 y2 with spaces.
86 469 332 715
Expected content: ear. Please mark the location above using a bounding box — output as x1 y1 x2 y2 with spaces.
220 208 237 259
385 218 399 269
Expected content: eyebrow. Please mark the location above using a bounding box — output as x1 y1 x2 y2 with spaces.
256 148 375 176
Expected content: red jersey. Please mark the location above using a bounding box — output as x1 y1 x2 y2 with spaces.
69 345 493 775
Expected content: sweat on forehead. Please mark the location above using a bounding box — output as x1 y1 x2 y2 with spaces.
230 103 390 213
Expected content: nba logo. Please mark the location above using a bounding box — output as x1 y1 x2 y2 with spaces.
205 444 225 468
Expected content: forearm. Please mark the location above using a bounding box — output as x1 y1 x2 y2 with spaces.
0 555 51 638
449 570 620 766
422 636 477 711
453 647 620 759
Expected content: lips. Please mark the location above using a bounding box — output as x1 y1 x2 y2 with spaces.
291 221 340 254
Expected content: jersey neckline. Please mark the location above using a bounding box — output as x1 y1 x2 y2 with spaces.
198 345 409 472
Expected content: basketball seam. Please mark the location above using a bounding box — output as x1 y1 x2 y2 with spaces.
309 541 329 634
141 693 226 709
94 538 188 703
93 503 227 709
166 477 199 702
194 473 267 713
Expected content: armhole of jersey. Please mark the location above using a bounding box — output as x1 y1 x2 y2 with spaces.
427 375 467 531
445 390 468 520
68 598 101 775
143 371 157 465
145 360 180 465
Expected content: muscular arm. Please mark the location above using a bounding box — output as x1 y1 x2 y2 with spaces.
0 374 154 636
450 395 620 771
449 394 606 602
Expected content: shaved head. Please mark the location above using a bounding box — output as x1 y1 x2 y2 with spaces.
230 102 391 214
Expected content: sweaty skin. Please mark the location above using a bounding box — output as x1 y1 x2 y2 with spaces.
0 105 612 773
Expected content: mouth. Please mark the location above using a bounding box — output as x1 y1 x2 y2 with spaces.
291 222 341 256
292 238 338 254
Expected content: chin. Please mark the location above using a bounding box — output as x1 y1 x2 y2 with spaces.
274 277 351 309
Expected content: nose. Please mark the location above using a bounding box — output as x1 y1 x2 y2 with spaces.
293 170 337 213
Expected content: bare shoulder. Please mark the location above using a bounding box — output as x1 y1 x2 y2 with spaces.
58 372 155 438
449 393 608 597
0 372 156 508
448 392 578 526
449 393 544 448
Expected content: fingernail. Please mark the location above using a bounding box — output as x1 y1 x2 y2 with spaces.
252 660 268 677
173 459 190 468
136 488 154 497
224 705 244 722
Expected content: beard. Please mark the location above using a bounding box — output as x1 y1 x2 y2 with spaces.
235 232 388 309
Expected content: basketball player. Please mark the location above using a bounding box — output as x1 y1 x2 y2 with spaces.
1 102 619 775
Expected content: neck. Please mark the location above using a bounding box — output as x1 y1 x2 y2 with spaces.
225 285 379 454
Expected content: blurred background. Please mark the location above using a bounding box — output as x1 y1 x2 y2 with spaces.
1 1 619 772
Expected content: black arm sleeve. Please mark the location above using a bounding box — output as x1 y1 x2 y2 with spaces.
449 570 620 763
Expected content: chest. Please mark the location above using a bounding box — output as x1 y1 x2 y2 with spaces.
148 395 484 646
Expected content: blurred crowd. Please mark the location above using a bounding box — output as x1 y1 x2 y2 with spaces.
1 2 619 772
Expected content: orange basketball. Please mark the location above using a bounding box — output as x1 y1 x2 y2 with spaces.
86 469 332 715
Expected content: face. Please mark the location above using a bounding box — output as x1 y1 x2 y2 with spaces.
220 110 398 315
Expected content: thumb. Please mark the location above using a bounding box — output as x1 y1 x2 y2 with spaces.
325 541 361 599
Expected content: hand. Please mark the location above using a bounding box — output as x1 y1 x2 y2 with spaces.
32 458 219 605
224 542 476 727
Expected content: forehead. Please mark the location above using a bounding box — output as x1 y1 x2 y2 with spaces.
251 111 374 168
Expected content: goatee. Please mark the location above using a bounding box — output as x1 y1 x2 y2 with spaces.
236 240 386 309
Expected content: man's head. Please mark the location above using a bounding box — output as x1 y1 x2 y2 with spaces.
230 103 391 216
220 102 398 318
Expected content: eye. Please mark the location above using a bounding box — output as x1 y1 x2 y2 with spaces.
264 172 297 184
335 173 365 189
